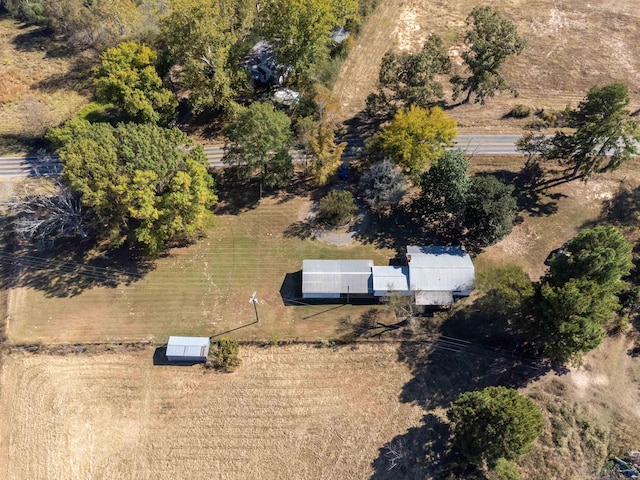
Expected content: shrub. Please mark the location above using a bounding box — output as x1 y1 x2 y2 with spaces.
215 337 241 371
447 386 544 468
509 104 531 118
488 458 521 480
318 190 358 227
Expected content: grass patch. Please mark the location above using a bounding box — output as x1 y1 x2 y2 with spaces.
6 196 393 343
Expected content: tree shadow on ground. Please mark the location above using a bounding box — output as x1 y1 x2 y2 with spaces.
398 294 554 412
11 24 74 59
212 167 261 215
370 414 450 480
0 234 156 298
0 133 50 156
353 204 426 251
279 270 302 305
599 183 640 228
32 54 96 96
475 169 564 217
368 288 564 478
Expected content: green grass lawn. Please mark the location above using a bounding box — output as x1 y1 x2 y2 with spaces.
7 196 394 344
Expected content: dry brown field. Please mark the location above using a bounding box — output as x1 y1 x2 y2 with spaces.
0 338 638 480
0 16 92 154
334 0 640 132
0 343 425 480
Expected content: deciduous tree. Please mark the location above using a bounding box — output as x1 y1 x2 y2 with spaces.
359 159 407 208
261 0 356 80
367 105 456 177
451 6 526 104
95 41 177 124
43 0 144 50
4 179 87 242
47 119 217 254
160 0 254 113
318 190 358 227
223 102 294 195
417 149 470 219
368 34 451 116
447 386 543 468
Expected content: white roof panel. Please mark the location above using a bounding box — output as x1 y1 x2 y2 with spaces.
372 266 409 292
406 245 473 268
302 260 373 294
167 336 210 358
406 246 475 292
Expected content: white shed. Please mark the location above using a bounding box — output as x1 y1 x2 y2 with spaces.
166 336 210 363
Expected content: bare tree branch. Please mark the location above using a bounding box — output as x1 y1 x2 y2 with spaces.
4 179 87 241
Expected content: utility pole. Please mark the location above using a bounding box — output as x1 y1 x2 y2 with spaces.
249 291 259 323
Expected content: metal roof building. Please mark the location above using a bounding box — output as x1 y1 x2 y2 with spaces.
372 266 409 296
406 246 475 306
166 336 210 363
302 259 374 299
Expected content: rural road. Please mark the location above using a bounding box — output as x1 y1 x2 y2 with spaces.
0 134 524 178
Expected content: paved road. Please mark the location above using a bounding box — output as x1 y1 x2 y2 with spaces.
0 135 526 178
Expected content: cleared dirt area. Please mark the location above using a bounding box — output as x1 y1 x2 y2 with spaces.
334 0 640 131
0 343 424 480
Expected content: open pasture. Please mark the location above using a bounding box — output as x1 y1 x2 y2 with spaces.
0 343 424 479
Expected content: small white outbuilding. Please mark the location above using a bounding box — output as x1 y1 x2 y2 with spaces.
166 336 210 363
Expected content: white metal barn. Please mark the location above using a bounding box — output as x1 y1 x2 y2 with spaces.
406 245 475 306
166 336 210 363
302 259 374 299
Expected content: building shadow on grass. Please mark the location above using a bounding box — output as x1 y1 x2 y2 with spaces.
0 235 156 298
280 270 302 305
152 347 204 366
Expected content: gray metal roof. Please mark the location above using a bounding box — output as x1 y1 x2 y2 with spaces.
372 266 409 292
302 259 373 294
406 246 475 292
167 336 210 358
